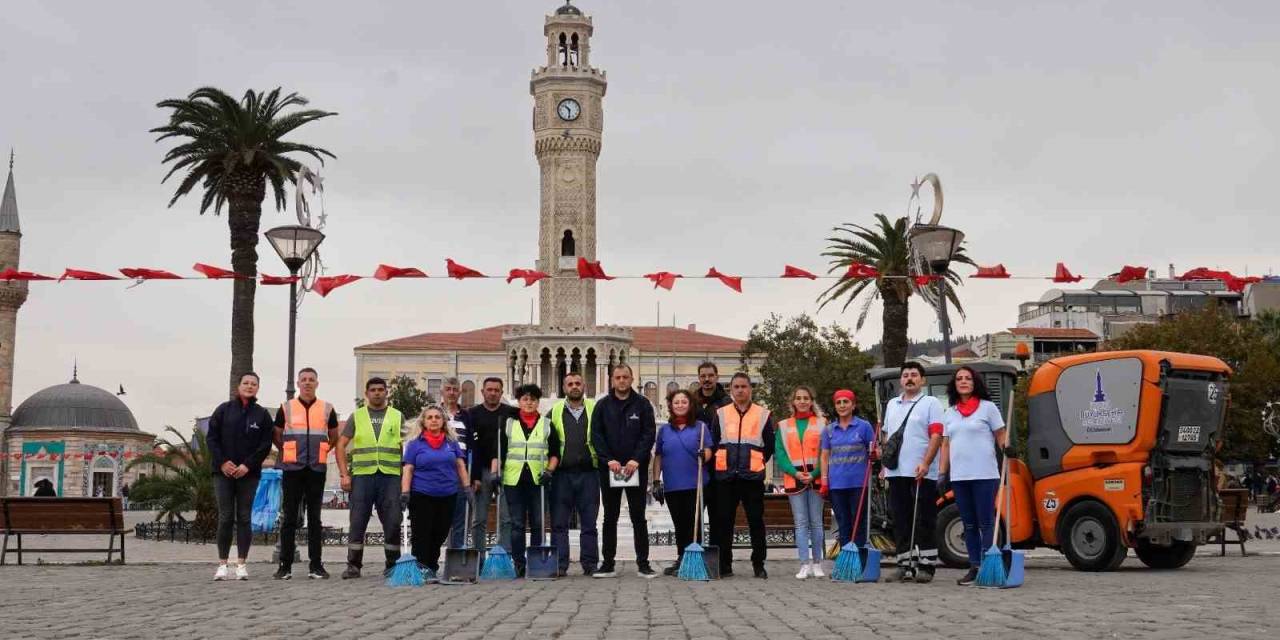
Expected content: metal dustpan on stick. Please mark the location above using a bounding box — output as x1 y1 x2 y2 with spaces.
441 499 479 585
525 483 559 580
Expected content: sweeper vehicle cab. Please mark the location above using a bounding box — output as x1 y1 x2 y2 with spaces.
869 350 1230 572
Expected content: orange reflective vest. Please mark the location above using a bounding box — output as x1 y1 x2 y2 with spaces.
279 397 333 472
777 417 826 490
714 404 771 481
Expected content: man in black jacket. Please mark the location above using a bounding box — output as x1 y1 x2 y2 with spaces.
693 361 732 571
206 372 276 581
590 363 657 578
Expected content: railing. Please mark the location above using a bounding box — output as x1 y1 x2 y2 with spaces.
133 521 385 546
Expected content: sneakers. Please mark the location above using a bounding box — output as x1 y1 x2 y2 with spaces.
663 565 679 577
637 563 658 579
957 568 978 586
234 564 249 581
754 565 768 579
308 565 330 580
272 566 292 580
795 563 812 580
809 562 825 579
592 564 618 578
213 564 230 581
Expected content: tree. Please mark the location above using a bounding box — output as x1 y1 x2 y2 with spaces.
1106 306 1280 460
741 314 877 419
153 87 336 397
817 213 974 367
388 374 431 422
125 426 217 536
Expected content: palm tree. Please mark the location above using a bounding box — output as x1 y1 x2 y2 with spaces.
125 426 217 536
153 87 336 397
817 213 973 367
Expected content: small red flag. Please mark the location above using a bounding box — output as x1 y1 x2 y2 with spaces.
706 267 743 293
59 269 119 281
0 268 54 281
973 264 1011 279
576 257 614 280
374 264 427 281
913 274 942 287
120 268 183 280
1052 262 1082 283
312 274 362 297
193 263 248 279
781 265 817 280
446 259 485 279
506 269 549 287
260 273 299 285
644 272 682 290
1115 265 1148 283
842 262 880 279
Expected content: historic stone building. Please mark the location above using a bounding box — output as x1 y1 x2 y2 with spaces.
354 3 756 411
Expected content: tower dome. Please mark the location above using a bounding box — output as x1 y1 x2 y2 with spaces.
10 375 140 433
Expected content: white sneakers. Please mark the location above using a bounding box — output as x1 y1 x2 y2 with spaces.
214 563 249 581
214 564 230 581
795 563 812 580
235 564 249 580
810 562 825 578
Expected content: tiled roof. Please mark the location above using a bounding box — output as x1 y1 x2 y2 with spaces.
356 324 745 354
1009 327 1100 339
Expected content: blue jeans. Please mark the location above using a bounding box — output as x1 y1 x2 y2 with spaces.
829 486 867 548
788 490 825 562
348 472 403 563
551 469 600 573
505 479 544 572
952 478 999 567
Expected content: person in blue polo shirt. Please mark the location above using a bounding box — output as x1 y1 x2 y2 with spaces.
652 389 713 576
819 389 875 552
401 406 470 574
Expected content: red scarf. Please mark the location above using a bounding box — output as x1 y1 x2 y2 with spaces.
671 414 689 427
794 411 815 420
956 396 980 417
519 411 540 428
424 431 446 449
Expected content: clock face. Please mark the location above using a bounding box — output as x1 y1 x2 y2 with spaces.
557 98 581 122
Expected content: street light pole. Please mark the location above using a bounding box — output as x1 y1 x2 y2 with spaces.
285 275 299 400
265 224 326 399
937 279 953 364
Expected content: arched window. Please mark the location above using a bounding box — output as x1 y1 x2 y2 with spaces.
569 33 580 66
558 33 569 65
561 230 576 257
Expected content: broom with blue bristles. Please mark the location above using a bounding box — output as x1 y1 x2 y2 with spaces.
480 431 517 581
386 507 426 587
975 453 1010 587
832 461 873 581
678 422 710 581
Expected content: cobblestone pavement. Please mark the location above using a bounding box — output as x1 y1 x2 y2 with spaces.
0 555 1275 640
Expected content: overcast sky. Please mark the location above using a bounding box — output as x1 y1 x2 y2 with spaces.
1 0 1276 434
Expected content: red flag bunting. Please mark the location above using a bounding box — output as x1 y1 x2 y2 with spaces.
312 275 362 297
1115 265 1148 283
260 273 299 285
1178 267 1262 293
120 268 182 280
706 267 742 292
193 263 248 279
576 257 614 280
973 264 1011 279
913 274 942 286
1053 262 1082 283
644 272 682 290
59 268 119 281
446 258 485 279
843 262 880 279
506 269 549 287
373 264 427 281
781 265 817 280
0 268 54 281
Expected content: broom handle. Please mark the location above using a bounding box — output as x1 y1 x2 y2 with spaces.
496 421 504 549
1004 400 1015 547
695 421 705 545
850 454 872 542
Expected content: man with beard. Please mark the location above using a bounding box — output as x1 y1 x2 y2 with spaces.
880 361 945 583
547 372 601 576
693 361 732 574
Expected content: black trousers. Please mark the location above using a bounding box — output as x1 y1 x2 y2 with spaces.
213 474 258 561
409 492 457 572
664 489 698 563
704 478 721 563
600 468 648 565
888 477 938 566
280 469 326 569
715 477 766 571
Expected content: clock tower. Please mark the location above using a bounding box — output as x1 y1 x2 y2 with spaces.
531 0 607 328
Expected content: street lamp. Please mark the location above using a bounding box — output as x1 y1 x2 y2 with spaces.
265 225 325 399
908 223 964 364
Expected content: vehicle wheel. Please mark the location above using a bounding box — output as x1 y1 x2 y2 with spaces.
935 504 969 569
1059 500 1125 572
1134 539 1197 569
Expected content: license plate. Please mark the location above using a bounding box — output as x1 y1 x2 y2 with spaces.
1177 425 1200 443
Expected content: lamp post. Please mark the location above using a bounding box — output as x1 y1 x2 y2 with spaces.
908 224 964 364
265 225 325 399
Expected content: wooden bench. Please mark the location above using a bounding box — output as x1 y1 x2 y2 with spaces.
1212 488 1249 557
0 497 126 565
731 493 833 549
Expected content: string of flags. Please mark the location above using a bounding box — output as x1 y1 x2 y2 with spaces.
0 258 1268 298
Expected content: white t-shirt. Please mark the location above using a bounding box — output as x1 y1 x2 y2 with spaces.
943 399 1006 481
882 393 945 480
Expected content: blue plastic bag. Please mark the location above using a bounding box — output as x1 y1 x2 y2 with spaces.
251 468 283 533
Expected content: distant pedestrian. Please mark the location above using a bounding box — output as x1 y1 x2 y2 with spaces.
776 385 827 579
121 482 131 509
335 377 406 579
591 364 658 578
272 367 339 581
207 372 275 581
652 389 713 576
402 406 470 574
33 478 56 497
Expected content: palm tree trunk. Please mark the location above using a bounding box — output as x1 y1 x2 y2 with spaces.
226 176 265 398
881 288 910 367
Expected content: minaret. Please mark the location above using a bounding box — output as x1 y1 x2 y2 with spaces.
532 0 607 328
0 151 28 418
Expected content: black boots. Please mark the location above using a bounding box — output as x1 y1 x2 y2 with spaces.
341 549 363 579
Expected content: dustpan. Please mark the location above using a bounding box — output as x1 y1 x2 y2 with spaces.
525 483 559 580
441 497 479 584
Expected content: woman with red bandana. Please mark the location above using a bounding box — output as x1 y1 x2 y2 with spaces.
401 406 470 574
818 389 875 574
937 365 1011 586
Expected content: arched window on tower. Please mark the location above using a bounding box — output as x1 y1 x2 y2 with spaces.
558 33 569 66
569 34 580 66
561 230 576 257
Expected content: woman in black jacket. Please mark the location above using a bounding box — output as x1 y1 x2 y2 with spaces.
207 372 276 581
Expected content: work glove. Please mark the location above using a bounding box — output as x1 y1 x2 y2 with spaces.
399 492 410 511
540 469 554 485
651 480 665 505
935 473 951 496
818 483 829 499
